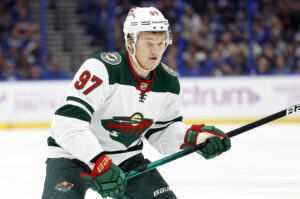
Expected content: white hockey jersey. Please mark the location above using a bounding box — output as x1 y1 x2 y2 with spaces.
47 50 189 166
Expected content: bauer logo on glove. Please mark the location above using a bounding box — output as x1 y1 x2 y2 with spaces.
80 154 127 198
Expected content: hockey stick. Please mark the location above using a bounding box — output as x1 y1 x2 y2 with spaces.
125 103 300 180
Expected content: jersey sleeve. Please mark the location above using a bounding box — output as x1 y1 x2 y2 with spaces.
144 91 189 155
50 58 110 164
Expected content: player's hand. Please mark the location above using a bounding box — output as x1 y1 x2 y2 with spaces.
180 124 231 159
80 155 127 198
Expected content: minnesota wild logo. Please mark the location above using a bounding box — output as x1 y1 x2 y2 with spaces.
101 113 153 147
55 181 74 192
100 52 122 65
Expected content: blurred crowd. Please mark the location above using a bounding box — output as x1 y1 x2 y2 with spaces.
79 0 300 76
0 0 70 80
1 0 299 81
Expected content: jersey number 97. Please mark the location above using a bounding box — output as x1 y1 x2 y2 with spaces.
75 70 103 95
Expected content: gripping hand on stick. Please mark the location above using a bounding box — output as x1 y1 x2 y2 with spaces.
80 155 127 198
180 124 231 159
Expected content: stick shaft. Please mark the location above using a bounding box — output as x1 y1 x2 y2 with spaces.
227 110 285 138
227 103 299 137
125 103 300 179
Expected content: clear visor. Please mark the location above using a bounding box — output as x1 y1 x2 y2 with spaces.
136 39 168 47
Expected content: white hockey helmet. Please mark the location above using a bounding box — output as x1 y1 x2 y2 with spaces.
123 7 172 72
123 7 172 48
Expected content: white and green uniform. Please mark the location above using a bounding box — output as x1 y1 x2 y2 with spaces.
47 50 188 166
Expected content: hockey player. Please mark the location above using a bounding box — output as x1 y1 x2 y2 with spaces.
42 7 231 199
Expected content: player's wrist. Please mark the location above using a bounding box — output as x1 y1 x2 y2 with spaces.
90 152 105 164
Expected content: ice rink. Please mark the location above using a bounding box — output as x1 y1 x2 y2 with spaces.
1 123 300 199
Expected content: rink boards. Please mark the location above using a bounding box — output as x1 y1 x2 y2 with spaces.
0 76 299 128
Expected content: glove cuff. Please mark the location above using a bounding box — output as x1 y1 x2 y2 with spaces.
80 154 112 179
94 155 112 175
180 124 205 149
90 152 105 164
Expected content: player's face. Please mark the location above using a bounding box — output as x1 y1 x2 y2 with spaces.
135 31 167 70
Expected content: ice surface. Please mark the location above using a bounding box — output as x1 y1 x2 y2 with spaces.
0 123 300 199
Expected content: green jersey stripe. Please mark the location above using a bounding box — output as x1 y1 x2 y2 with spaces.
155 116 183 125
55 104 91 122
66 96 94 114
104 141 143 155
47 136 143 155
145 126 168 139
47 136 60 147
145 117 183 139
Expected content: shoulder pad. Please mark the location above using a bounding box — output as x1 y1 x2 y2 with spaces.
161 62 177 77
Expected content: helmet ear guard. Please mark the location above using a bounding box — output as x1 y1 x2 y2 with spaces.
128 33 134 44
167 28 173 45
